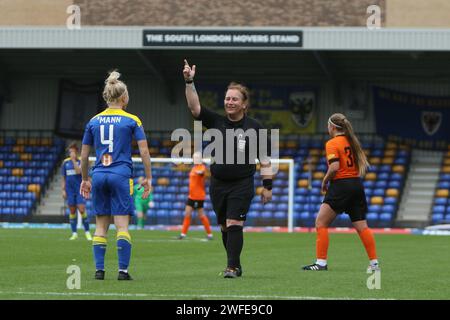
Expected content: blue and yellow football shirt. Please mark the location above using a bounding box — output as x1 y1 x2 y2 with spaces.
61 157 82 192
82 108 146 178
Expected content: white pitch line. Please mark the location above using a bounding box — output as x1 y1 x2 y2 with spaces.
0 291 394 300
137 238 209 243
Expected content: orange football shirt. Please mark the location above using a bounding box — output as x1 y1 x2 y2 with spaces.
188 164 206 200
325 135 359 180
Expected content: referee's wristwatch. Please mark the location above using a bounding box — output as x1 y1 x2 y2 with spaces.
263 179 273 191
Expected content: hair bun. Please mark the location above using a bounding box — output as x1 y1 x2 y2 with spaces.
105 70 121 84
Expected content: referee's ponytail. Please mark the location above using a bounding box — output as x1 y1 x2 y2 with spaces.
329 113 369 177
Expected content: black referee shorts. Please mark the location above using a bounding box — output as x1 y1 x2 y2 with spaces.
210 175 255 225
323 177 368 222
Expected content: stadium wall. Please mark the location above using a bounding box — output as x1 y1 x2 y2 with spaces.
2 0 450 28
0 76 190 131
73 0 385 27
0 0 72 26
386 0 450 28
1 75 450 134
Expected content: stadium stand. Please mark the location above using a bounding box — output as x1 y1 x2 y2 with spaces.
82 134 411 228
290 138 410 228
0 135 65 222
431 147 450 224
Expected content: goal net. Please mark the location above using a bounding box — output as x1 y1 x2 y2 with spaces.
88 157 295 232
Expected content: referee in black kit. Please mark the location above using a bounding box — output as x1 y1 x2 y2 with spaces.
182 59 273 278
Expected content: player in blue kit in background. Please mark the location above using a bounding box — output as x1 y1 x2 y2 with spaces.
80 70 152 281
61 142 92 241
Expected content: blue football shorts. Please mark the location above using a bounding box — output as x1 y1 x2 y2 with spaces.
91 172 135 216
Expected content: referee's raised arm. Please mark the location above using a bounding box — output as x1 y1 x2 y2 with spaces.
183 59 201 118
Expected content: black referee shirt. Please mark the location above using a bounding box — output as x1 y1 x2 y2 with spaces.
195 106 269 181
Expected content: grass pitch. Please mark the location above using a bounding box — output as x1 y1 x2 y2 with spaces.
0 228 448 300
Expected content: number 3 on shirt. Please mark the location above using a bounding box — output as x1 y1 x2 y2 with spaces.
344 146 354 167
100 125 114 152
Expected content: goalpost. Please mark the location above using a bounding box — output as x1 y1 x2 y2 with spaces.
89 157 296 233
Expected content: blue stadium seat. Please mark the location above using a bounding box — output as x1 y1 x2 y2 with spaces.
337 214 350 222
299 172 310 179
388 181 401 189
438 181 450 189
152 193 163 201
394 158 407 165
251 203 263 211
377 172 389 181
375 181 388 189
176 194 186 201
366 212 378 222
397 150 409 157
299 211 310 220
294 195 307 203
261 211 272 219
169 210 182 218
16 184 28 192
371 149 383 157
11 192 22 199
1 207 13 215
162 194 176 201
274 211 286 219
432 213 444 223
368 204 382 213
379 213 393 221
248 211 258 218
311 180 321 188
373 189 385 197
435 198 447 206
160 202 171 210
382 205 395 214
390 173 403 181
274 179 287 187
302 204 315 212
167 186 177 193
272 187 282 195
173 202 185 210
363 181 375 188
433 205 446 214
384 197 398 205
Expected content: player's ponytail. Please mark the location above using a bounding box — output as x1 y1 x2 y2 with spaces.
103 70 128 105
329 113 369 177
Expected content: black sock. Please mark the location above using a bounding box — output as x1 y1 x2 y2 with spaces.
221 229 228 250
226 225 243 268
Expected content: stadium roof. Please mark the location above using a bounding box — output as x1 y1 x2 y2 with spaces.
0 27 450 51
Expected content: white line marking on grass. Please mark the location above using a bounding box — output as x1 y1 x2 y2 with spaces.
0 291 394 300
138 238 209 243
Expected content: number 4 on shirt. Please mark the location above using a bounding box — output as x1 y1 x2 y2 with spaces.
100 125 114 152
